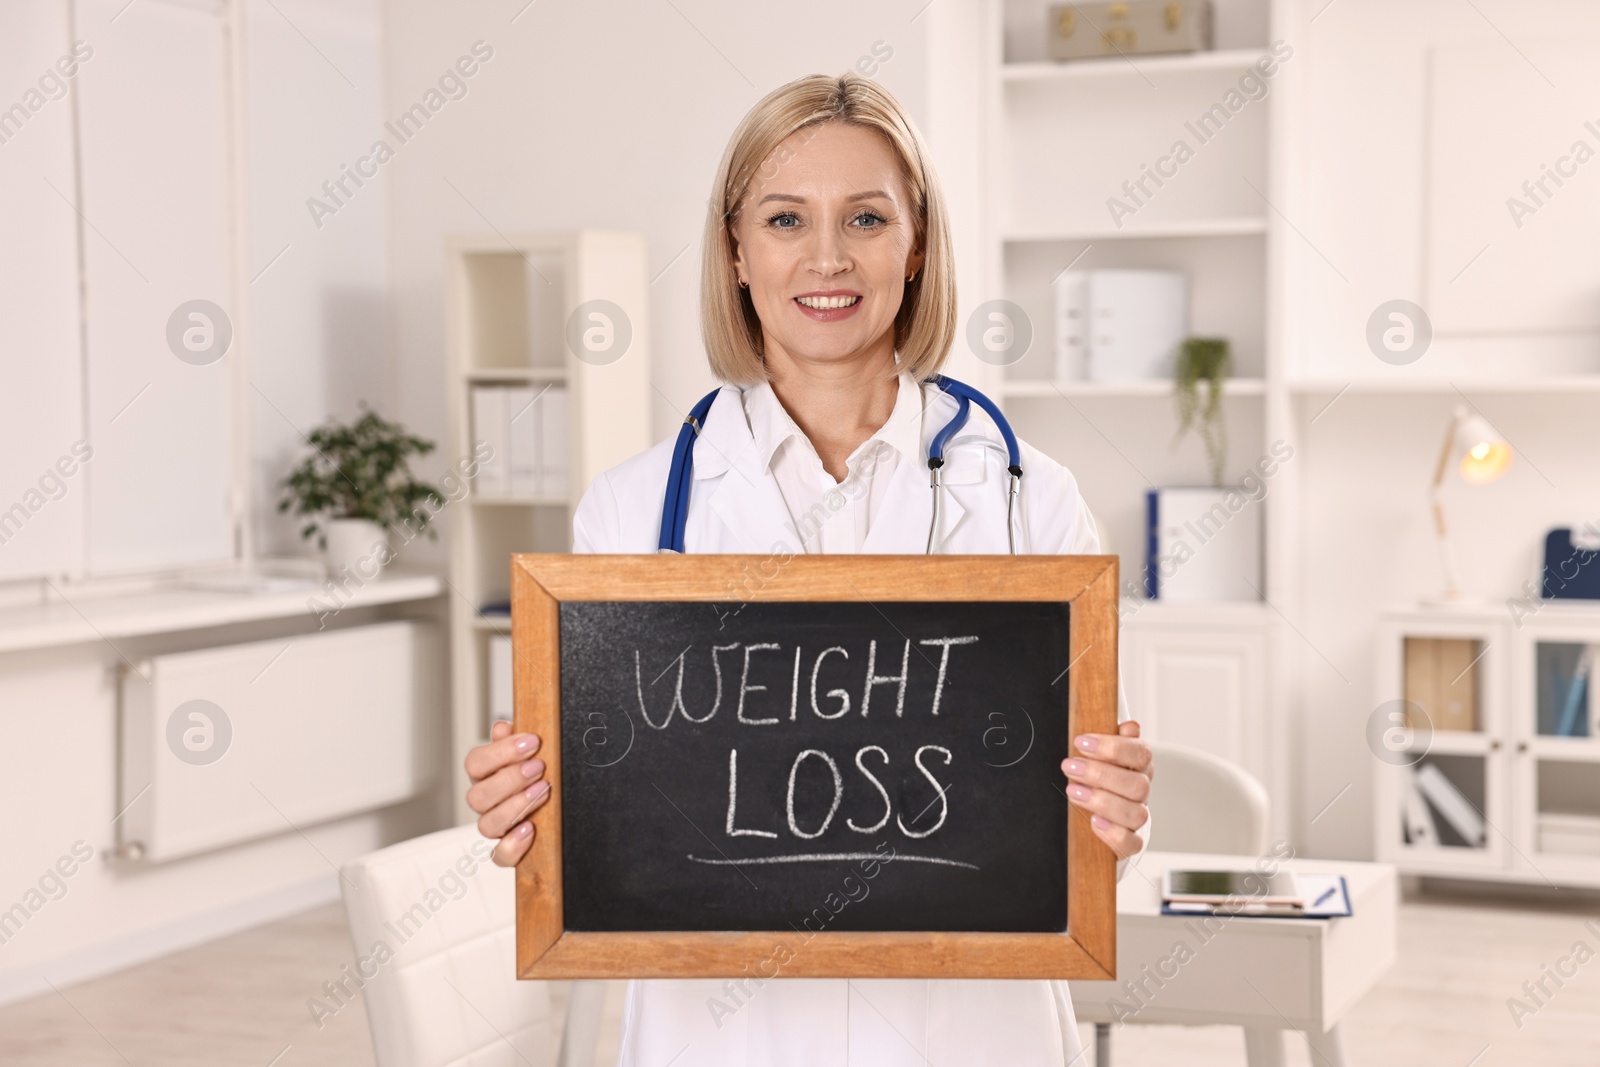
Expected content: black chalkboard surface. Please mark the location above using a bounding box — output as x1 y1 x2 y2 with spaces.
511 554 1120 981
559 599 1071 934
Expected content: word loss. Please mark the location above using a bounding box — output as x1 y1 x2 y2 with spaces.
630 635 981 843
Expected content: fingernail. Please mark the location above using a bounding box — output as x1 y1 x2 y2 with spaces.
521 758 546 779
1063 758 1085 776
526 780 551 801
513 735 540 754
1091 814 1111 830
1068 784 1091 800
515 821 532 837
1075 735 1098 752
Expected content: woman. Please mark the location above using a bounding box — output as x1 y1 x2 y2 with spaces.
465 72 1153 1066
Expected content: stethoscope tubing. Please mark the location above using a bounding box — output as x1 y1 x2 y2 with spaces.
657 374 1020 555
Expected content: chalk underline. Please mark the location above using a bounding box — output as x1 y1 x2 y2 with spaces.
686 852 980 871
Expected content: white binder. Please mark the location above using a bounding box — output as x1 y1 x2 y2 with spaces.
1072 269 1188 382
1414 762 1487 847
488 633 513 724
542 385 570 499
470 386 510 497
506 386 541 497
1053 271 1089 380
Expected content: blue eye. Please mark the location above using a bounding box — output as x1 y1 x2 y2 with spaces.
853 211 886 227
767 212 800 228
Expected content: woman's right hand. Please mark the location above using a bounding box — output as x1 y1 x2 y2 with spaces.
465 718 550 866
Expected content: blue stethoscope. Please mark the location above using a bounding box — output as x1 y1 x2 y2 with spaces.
657 374 1023 555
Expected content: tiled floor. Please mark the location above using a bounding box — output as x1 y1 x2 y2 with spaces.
2 885 1597 1065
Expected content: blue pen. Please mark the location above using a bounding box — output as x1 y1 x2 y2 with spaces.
1311 885 1337 908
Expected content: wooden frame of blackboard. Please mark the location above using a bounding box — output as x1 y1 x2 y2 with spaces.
510 553 1119 980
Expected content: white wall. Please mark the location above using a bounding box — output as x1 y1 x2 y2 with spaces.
243 0 392 559
0 2 85 580
74 0 236 574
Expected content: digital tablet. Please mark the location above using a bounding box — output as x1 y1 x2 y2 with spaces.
1162 869 1303 906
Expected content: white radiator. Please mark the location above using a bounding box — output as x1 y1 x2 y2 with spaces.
117 621 442 864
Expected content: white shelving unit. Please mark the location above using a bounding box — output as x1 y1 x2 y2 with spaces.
959 0 1291 837
1374 603 1600 888
443 231 652 823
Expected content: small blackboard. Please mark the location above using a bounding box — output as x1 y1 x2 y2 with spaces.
511 555 1119 980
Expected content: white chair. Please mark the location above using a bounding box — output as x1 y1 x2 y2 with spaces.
1089 741 1272 1066
1144 741 1270 855
339 823 606 1067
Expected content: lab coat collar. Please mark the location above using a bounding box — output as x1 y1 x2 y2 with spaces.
687 376 980 554
689 386 797 554
732 372 925 477
739 380 798 474
684 385 749 483
871 372 927 473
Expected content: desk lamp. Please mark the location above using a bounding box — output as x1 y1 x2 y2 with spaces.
1431 404 1513 601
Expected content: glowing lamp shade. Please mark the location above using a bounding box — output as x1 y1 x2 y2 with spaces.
1453 412 1513 484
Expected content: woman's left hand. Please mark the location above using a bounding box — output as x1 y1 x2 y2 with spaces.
1062 720 1152 859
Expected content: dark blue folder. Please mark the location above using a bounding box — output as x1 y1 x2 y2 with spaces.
1543 529 1600 600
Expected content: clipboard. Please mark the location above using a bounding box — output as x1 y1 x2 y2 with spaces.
1160 874 1352 919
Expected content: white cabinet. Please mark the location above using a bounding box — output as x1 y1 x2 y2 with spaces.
1121 601 1282 837
1374 603 1600 888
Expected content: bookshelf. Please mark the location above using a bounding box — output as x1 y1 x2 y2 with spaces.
951 0 1291 837
444 231 652 824
1375 603 1600 887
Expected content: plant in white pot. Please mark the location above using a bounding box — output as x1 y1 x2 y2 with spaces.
276 406 443 580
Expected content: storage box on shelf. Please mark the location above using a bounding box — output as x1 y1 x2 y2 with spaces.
1374 602 1600 887
444 231 652 823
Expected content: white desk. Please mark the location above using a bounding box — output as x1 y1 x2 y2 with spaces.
1069 850 1398 1067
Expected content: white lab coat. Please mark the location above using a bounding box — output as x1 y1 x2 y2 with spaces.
571 377 1143 1067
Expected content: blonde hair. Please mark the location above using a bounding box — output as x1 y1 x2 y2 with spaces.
700 73 957 385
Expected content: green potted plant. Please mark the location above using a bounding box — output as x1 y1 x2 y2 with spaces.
1172 337 1231 487
277 405 443 578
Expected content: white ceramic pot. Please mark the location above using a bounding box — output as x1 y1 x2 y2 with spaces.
324 517 390 580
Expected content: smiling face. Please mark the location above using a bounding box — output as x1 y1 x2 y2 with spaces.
729 121 924 376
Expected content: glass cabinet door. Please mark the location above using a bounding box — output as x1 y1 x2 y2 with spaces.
1376 620 1509 874
1524 640 1600 873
